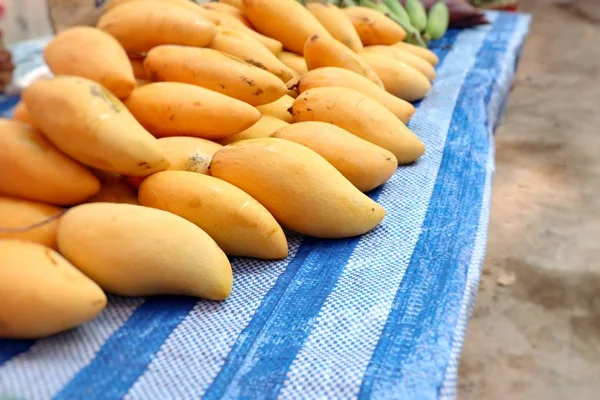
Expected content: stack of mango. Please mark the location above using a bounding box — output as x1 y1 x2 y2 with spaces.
0 0 443 339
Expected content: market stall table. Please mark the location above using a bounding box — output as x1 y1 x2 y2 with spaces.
0 11 530 400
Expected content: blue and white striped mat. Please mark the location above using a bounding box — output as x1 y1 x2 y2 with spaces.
0 12 530 400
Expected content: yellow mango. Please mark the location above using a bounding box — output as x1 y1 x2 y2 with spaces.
393 41 439 66
108 0 224 24
219 116 289 145
297 67 414 123
306 2 363 53
211 138 385 238
220 0 242 9
208 27 294 82
0 119 100 205
359 51 431 102
277 51 307 75
218 13 283 55
291 87 425 164
0 239 107 339
44 27 135 99
124 82 260 139
202 2 251 26
130 56 149 80
304 34 384 88
135 79 150 87
57 203 233 300
139 171 288 259
144 45 287 106
97 1 217 53
256 95 294 123
12 100 37 127
364 45 436 81
272 122 397 192
0 197 62 249
241 0 331 55
86 173 138 205
127 136 223 188
23 76 169 176
343 7 406 46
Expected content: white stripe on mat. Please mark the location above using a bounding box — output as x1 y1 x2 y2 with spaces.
125 239 303 400
438 15 532 400
278 19 497 400
0 298 144 400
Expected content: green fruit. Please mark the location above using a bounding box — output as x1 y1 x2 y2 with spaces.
405 0 428 32
426 1 449 40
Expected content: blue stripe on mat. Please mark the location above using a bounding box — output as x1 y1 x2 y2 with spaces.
358 13 518 400
53 297 197 400
0 96 20 118
0 340 33 368
201 29 464 400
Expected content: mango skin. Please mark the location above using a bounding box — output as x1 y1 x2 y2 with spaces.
359 51 431 102
12 101 37 127
363 45 436 81
0 119 100 205
277 51 307 75
0 197 62 249
23 76 170 176
144 45 287 106
272 122 397 192
306 2 363 53
138 171 288 259
0 239 107 339
297 67 415 123
211 138 386 238
393 41 439 66
57 203 233 300
44 26 135 99
123 82 261 139
256 95 295 123
126 136 223 188
241 0 331 55
303 34 383 88
291 87 425 164
343 7 406 46
219 115 289 145
97 1 217 53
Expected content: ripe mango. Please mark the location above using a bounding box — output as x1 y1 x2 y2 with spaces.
306 2 363 53
364 45 436 81
44 26 135 99
144 45 287 106
0 197 62 249
291 87 425 164
57 203 232 300
124 82 261 139
273 122 397 192
0 119 100 205
23 76 169 176
139 171 288 259
343 7 406 46
211 138 386 238
256 95 295 123
97 1 217 53
218 115 289 145
0 239 107 339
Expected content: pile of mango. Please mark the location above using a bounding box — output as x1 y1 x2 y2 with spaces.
0 0 442 339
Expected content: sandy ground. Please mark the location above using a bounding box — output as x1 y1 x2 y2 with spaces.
458 0 600 399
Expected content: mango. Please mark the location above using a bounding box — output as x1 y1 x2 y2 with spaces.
392 41 439 66
291 87 425 164
343 7 406 46
364 45 436 81
297 67 414 123
23 76 169 176
139 171 288 259
0 119 100 205
306 2 363 53
277 51 307 75
218 115 289 145
144 45 287 106
0 239 107 339
86 172 139 205
44 26 135 99
0 197 62 249
12 100 37 127
211 138 385 238
255 95 295 123
273 122 397 192
97 1 217 53
124 82 261 139
57 203 232 300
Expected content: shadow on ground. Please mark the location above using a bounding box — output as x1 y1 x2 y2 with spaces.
459 0 600 399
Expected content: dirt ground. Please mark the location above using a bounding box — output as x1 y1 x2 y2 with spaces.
458 0 600 399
